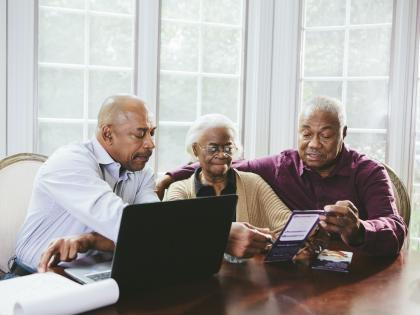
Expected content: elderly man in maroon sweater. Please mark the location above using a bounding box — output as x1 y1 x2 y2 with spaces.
157 96 407 256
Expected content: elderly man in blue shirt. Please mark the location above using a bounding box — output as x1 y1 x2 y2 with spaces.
9 94 158 276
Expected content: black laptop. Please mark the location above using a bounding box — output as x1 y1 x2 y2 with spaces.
64 194 238 292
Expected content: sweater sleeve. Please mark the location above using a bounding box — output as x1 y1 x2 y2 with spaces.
165 180 190 201
250 175 292 233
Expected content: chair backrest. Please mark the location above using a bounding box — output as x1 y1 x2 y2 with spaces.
382 163 411 227
0 153 47 272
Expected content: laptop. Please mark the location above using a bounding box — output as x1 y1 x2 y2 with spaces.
64 194 238 291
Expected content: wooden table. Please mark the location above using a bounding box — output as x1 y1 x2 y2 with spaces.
85 248 420 315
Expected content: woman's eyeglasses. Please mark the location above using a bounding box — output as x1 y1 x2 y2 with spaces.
196 143 237 156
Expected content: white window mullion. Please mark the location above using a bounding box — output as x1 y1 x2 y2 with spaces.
268 0 301 154
243 0 274 159
7 0 36 155
136 0 160 171
388 0 419 188
0 0 6 158
196 0 203 118
341 0 351 108
82 1 90 141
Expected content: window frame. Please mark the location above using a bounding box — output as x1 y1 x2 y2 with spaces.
3 0 420 191
0 0 6 158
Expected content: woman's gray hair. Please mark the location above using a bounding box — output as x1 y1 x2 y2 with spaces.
185 114 242 159
300 96 347 129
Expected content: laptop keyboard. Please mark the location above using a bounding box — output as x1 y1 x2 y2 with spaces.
86 270 111 281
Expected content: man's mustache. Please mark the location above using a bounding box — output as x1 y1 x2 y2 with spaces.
134 151 152 159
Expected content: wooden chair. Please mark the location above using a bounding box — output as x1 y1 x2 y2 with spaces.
0 153 47 272
382 163 411 227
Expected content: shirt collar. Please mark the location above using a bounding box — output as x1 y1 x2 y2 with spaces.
193 167 236 196
298 143 351 178
91 137 115 165
91 137 132 181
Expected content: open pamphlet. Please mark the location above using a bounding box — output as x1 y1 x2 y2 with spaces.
265 210 323 262
0 272 119 315
311 249 353 273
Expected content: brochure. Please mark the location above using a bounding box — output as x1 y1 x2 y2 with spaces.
311 249 353 273
0 272 119 315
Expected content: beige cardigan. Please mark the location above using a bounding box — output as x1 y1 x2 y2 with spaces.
166 170 291 233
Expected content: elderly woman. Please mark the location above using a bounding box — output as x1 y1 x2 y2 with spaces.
166 114 292 260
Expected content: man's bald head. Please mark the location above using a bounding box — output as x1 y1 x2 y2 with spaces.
97 94 149 133
96 94 156 172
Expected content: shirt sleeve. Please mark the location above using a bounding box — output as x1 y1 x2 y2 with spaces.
39 149 127 242
352 162 407 256
133 167 159 204
166 163 199 181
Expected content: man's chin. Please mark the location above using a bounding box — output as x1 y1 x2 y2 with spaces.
128 162 147 172
304 160 326 170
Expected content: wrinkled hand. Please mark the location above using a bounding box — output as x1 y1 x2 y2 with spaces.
155 174 174 200
38 232 114 272
319 200 364 246
226 222 273 258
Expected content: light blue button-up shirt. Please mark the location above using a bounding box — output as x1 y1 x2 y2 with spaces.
15 137 159 269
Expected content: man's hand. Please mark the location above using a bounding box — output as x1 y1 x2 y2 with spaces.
319 200 365 246
155 174 174 200
38 232 114 272
226 222 273 258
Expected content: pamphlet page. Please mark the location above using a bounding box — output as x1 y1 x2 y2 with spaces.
0 272 119 315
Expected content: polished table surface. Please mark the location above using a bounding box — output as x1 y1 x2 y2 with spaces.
84 246 420 315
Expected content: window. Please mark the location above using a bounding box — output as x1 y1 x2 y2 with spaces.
37 0 136 155
300 0 393 162
157 0 246 173
35 0 246 173
411 50 420 249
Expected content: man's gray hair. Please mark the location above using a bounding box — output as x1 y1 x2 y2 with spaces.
300 96 347 129
185 113 242 159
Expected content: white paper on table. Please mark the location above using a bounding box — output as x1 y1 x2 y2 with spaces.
0 272 119 315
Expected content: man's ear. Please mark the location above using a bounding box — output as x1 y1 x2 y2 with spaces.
101 126 113 145
342 126 347 139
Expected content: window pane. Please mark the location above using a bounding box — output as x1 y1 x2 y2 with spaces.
88 123 97 139
302 81 342 103
161 0 200 21
39 0 84 9
414 144 420 183
345 133 386 162
348 28 391 76
157 125 191 171
158 0 245 173
346 80 388 129
202 26 241 74
38 122 83 155
88 70 132 119
37 2 135 153
201 77 239 121
89 15 134 67
409 186 420 250
202 0 242 25
303 31 344 77
305 0 346 27
38 67 84 119
160 22 199 72
89 0 134 14
159 73 197 122
350 0 393 24
39 9 85 64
